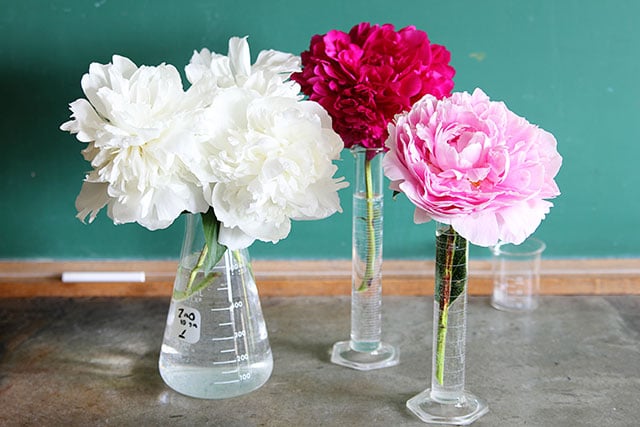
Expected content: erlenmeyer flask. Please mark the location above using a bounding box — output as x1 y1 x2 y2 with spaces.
158 214 273 399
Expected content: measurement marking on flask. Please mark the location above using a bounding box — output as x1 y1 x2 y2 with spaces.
208 258 253 388
214 379 240 385
213 359 237 365
211 336 234 341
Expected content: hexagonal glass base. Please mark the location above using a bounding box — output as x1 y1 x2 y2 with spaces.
330 340 399 371
406 388 488 425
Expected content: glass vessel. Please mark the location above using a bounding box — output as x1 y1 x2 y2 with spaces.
491 237 546 312
158 214 272 399
331 147 399 370
406 222 488 424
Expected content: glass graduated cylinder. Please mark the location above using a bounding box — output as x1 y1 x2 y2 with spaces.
351 191 383 351
159 249 272 399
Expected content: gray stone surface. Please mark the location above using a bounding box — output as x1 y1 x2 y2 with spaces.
1 296 639 426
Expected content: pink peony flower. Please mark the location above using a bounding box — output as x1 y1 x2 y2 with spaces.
383 88 562 246
291 22 455 150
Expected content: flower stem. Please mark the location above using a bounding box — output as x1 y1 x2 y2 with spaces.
436 304 449 385
187 244 209 294
173 243 221 301
358 156 377 291
435 226 458 385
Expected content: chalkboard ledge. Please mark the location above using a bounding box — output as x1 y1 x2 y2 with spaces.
0 258 639 298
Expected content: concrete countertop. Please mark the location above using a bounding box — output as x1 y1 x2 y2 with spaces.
1 295 639 426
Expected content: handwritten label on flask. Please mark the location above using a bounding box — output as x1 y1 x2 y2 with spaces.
174 306 201 344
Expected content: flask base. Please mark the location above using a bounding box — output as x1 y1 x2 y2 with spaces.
330 340 399 371
158 359 273 400
406 388 488 425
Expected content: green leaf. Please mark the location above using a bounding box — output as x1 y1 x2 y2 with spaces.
173 272 222 300
201 208 227 271
434 225 468 306
434 224 468 385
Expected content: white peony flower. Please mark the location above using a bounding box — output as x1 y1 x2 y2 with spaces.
60 55 209 230
186 36 302 99
61 39 347 257
201 92 347 249
179 36 348 249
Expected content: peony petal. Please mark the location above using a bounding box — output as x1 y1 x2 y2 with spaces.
254 49 301 75
451 212 500 247
218 225 256 250
185 48 213 84
496 200 552 245
228 36 252 82
60 99 104 143
381 148 406 182
413 207 432 224
75 182 110 224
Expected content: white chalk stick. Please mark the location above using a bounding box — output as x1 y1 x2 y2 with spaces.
61 271 146 283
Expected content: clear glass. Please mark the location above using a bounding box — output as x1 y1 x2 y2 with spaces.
430 295 467 402
406 222 488 425
491 238 546 312
331 147 399 370
158 214 273 399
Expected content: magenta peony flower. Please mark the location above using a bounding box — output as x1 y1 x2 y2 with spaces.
292 22 455 150
383 88 562 246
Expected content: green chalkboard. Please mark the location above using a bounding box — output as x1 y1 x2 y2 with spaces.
1 0 639 260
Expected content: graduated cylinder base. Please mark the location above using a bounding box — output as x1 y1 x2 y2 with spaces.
330 340 399 371
406 389 489 425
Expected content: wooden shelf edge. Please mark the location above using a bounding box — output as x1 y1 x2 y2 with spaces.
1 258 639 297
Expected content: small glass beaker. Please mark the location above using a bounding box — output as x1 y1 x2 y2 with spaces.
490 238 545 312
